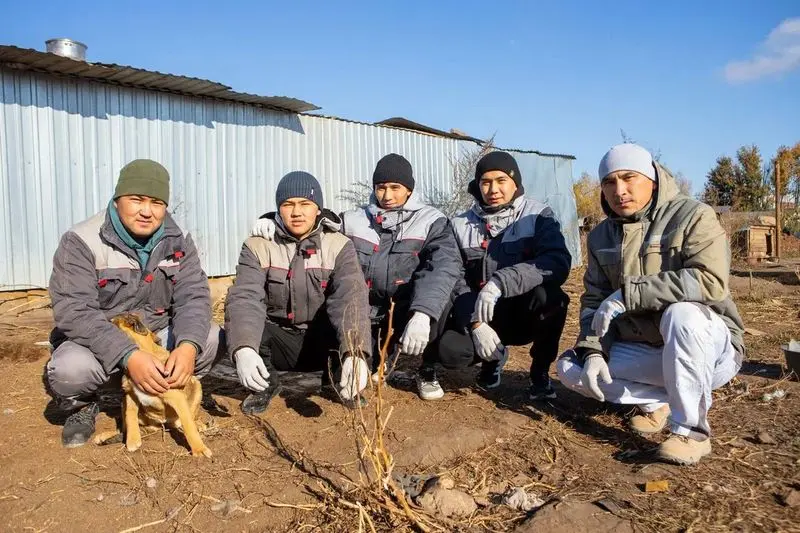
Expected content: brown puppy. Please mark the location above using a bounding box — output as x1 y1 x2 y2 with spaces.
94 313 212 457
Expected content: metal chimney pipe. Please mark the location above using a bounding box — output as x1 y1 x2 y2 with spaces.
45 38 87 61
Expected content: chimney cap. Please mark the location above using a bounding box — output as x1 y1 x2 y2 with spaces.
45 38 88 61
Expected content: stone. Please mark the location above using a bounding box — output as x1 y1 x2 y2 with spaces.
416 477 477 519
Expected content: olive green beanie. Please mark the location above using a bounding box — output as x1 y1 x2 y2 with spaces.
113 159 170 204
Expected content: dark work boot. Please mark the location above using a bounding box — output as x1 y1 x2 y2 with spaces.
241 385 281 415
62 402 100 448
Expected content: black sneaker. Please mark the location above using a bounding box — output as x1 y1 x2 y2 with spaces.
529 373 557 400
241 386 281 415
476 348 509 390
62 402 99 448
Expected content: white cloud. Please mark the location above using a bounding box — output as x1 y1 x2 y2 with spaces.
724 17 800 83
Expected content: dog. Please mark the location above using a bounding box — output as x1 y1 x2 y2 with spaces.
94 313 212 457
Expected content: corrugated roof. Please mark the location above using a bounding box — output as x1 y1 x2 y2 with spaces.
376 117 485 143
0 44 319 113
504 146 576 160
376 117 576 160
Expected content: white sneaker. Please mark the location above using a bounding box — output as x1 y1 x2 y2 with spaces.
416 367 444 400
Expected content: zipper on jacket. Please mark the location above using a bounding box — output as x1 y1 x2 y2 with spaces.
288 243 297 324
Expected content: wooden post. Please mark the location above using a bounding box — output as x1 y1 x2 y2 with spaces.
776 160 782 260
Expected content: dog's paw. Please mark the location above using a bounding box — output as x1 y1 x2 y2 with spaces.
192 446 213 458
126 439 142 453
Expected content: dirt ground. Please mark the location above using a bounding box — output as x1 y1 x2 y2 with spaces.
1 271 799 532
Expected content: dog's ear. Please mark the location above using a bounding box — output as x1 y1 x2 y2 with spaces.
149 331 162 346
130 316 149 337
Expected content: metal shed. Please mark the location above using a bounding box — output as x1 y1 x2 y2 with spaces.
0 44 578 290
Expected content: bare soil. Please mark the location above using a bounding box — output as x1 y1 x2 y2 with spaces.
1 271 799 532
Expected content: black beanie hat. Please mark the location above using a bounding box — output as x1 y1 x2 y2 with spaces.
372 153 415 191
469 151 525 205
474 151 522 187
275 171 324 209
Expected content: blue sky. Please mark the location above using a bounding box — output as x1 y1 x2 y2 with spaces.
2 0 798 193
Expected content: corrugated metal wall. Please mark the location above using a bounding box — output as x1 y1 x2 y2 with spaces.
0 67 578 290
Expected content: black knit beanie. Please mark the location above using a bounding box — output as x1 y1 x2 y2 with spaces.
372 153 415 191
474 151 522 187
275 171 324 209
469 151 525 205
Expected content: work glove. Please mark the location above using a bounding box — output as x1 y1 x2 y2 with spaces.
591 289 626 338
339 355 370 400
251 218 276 240
581 353 612 402
471 323 505 362
472 280 503 324
399 312 431 356
234 347 270 392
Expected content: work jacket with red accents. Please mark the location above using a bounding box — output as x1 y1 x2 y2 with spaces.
48 210 211 373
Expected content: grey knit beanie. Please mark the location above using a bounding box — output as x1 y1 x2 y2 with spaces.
275 171 324 209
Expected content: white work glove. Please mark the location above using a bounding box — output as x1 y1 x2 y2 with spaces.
591 289 626 338
581 353 612 402
251 218 276 240
472 280 503 324
234 347 270 392
399 312 431 355
339 355 369 400
470 323 505 362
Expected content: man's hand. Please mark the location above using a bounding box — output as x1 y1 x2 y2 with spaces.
251 218 276 240
581 353 613 402
591 289 626 338
126 350 170 395
339 355 369 400
165 343 197 388
472 280 502 324
470 322 505 362
234 347 270 392
399 312 431 355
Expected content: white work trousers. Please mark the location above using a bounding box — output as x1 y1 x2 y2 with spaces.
557 302 740 440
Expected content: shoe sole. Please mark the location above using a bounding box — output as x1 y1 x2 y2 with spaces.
655 450 710 466
63 439 90 449
529 392 557 401
656 444 711 465
419 389 445 401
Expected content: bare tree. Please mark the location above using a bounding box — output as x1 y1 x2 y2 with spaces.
338 136 495 216
425 135 496 217
338 180 373 209
620 129 662 161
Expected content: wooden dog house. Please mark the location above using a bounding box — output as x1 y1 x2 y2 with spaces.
732 224 776 262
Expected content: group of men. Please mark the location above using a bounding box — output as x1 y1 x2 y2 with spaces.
44 143 745 466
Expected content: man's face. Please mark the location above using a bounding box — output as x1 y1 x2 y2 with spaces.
279 198 320 238
601 170 656 217
114 195 167 238
479 170 518 206
374 182 412 209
